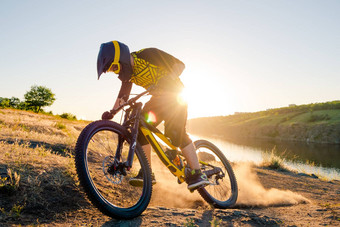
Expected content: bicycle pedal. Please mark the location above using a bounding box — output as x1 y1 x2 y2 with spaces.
188 182 210 193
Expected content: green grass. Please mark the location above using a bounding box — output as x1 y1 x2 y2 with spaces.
189 108 340 142
190 100 340 127
183 218 196 227
210 217 222 227
282 109 340 124
237 109 340 127
246 112 303 127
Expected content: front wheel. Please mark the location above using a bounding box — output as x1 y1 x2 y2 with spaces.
75 120 152 219
195 140 238 208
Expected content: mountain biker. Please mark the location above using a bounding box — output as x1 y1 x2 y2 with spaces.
97 40 209 191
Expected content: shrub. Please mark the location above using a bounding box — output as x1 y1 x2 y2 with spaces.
307 114 331 122
0 169 20 195
55 122 66 130
183 218 196 227
261 148 286 170
0 97 10 108
59 113 77 120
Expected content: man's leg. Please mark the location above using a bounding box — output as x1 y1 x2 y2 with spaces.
139 96 163 168
181 143 200 170
181 142 210 190
160 96 209 190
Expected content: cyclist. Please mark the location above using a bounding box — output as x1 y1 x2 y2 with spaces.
97 40 209 191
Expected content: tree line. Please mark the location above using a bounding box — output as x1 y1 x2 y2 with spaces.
223 100 340 122
0 85 55 113
189 100 340 130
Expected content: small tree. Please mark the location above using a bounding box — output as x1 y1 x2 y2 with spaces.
24 85 56 113
9 97 21 109
0 97 10 108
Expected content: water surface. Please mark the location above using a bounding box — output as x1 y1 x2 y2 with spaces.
191 135 340 180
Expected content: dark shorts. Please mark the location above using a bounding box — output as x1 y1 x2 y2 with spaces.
138 94 192 149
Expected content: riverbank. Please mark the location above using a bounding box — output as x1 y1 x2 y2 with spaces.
188 102 340 144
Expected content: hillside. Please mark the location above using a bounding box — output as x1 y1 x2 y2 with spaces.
0 109 339 226
188 101 340 144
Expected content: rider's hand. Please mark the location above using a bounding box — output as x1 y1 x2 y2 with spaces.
101 111 114 120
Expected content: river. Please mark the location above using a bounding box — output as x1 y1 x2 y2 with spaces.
191 135 340 180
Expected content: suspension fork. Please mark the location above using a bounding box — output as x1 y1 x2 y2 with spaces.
114 107 132 162
114 136 125 162
126 102 143 168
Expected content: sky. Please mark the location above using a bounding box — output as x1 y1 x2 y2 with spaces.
1 0 339 120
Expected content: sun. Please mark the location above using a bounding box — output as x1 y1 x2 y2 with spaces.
179 78 208 119
179 71 233 119
177 88 189 105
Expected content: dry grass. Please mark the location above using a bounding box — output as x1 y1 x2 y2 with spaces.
0 108 90 225
0 109 87 145
261 148 287 171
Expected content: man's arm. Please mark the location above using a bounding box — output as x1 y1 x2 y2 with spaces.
114 81 132 109
102 81 132 120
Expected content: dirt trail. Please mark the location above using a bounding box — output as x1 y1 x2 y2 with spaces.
110 165 339 226
2 164 339 226
140 162 339 226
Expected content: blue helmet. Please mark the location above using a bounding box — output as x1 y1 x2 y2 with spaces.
97 41 133 81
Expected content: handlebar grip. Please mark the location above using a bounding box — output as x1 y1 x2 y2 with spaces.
102 111 114 120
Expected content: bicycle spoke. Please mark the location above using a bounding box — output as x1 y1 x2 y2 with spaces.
86 129 146 208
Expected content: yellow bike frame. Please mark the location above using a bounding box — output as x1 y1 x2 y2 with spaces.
139 126 186 183
114 89 209 184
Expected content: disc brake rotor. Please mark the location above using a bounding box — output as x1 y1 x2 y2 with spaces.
102 156 123 184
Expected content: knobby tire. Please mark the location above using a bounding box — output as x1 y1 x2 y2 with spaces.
195 140 238 208
75 120 152 219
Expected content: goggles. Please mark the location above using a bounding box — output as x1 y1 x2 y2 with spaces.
107 61 121 74
106 41 121 74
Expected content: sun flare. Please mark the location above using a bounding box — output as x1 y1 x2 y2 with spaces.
180 72 233 119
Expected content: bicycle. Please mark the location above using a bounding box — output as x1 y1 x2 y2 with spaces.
75 88 238 219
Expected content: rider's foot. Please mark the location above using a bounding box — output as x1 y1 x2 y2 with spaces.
186 169 210 191
129 169 156 187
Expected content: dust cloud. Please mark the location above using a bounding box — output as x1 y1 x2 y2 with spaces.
149 156 208 209
148 153 309 209
234 163 310 207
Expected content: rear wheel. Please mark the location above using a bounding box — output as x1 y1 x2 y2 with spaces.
194 140 238 208
75 120 152 219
